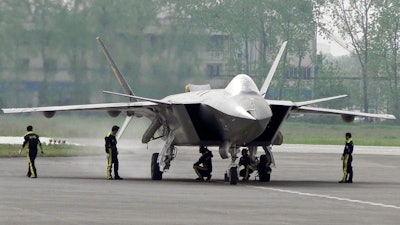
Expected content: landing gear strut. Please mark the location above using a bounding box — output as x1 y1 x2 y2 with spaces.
150 132 176 181
224 147 240 185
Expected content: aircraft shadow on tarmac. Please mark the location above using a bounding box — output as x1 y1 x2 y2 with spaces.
34 176 400 188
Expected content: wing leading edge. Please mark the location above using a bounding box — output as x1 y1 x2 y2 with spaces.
1 101 158 118
292 106 396 120
267 97 396 120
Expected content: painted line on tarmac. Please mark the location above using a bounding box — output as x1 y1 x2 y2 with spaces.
253 186 400 210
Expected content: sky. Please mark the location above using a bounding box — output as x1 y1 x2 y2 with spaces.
317 36 351 57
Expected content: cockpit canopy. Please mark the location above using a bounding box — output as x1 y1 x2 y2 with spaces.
225 74 260 96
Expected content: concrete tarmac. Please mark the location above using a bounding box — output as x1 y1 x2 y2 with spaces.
1 144 400 225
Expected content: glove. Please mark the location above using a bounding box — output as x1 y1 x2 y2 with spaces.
18 149 22 154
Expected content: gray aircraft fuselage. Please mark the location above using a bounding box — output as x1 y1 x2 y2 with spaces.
158 74 272 146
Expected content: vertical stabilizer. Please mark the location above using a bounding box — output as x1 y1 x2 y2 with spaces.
259 41 288 97
96 37 136 100
97 37 136 140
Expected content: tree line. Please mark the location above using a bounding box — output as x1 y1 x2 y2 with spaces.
0 0 398 122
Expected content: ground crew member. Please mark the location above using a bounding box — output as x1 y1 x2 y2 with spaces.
339 132 353 183
193 146 213 181
19 125 43 178
239 148 254 181
105 125 122 180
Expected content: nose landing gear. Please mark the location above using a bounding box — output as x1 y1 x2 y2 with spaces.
223 147 240 185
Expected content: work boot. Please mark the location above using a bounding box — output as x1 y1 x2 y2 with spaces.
206 175 212 181
195 177 204 181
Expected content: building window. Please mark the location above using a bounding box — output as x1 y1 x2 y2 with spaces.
285 66 312 79
303 67 311 80
207 35 224 51
17 58 30 72
206 63 222 77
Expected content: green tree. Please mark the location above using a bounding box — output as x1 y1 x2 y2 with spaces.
372 0 400 122
271 0 315 100
314 55 347 108
0 0 32 107
317 0 380 114
86 0 159 98
29 0 64 105
53 0 93 104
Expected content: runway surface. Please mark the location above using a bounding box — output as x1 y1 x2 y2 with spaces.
1 143 400 225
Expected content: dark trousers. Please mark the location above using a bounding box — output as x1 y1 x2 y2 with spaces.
239 165 254 180
346 161 353 182
342 155 353 182
27 152 37 178
107 153 119 178
193 165 211 178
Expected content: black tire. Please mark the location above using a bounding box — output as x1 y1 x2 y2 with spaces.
229 167 238 185
258 154 271 182
151 153 163 180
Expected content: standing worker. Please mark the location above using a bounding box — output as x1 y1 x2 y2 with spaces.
19 125 44 178
339 132 354 183
193 146 213 181
105 125 123 180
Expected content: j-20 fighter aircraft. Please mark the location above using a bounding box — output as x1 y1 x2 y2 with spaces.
2 38 396 184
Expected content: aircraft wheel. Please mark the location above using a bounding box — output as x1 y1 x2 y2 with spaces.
229 167 238 185
151 153 163 180
258 155 271 182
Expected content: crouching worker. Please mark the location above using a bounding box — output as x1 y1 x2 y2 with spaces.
239 148 254 181
193 146 213 181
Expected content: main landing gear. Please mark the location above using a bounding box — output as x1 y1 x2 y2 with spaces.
224 145 275 185
150 132 176 181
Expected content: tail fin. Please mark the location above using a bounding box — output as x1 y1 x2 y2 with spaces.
259 41 288 98
96 37 136 141
96 37 136 100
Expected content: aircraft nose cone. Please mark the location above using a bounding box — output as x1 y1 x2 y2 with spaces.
234 106 256 120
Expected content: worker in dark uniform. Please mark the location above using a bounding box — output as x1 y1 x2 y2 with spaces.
339 132 354 183
19 125 43 178
239 148 254 181
193 146 213 181
105 125 122 180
